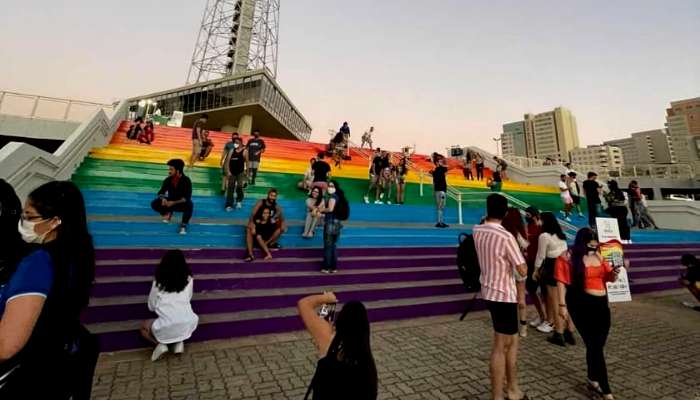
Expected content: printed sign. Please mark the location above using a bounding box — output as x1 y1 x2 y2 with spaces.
600 240 632 303
596 217 621 243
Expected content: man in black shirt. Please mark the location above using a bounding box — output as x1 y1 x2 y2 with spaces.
680 254 700 311
246 130 266 185
151 159 194 235
431 157 449 228
311 152 331 192
224 137 247 211
582 172 603 228
245 189 286 260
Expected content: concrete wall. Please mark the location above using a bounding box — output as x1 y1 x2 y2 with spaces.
646 200 700 231
0 114 80 140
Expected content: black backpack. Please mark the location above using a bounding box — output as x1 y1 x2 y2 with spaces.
334 196 350 221
456 233 481 320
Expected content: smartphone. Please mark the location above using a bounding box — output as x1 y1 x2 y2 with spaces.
318 303 336 322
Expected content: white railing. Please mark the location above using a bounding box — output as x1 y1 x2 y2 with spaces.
0 90 113 123
0 97 128 200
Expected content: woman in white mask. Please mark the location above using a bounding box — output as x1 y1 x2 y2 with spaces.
0 181 96 399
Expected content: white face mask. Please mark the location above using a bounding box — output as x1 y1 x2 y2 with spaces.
233 143 240 149
18 218 49 244
328 188 336 194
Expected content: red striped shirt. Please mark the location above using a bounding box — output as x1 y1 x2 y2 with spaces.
473 222 526 303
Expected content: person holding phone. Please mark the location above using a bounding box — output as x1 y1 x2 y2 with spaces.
554 228 620 400
297 292 377 400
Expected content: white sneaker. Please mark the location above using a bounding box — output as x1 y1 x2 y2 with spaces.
682 301 698 309
235 202 242 209
565 217 572 222
225 206 233 212
528 317 542 328
173 341 184 354
374 200 382 204
178 225 187 235
151 343 169 361
386 201 392 205
536 321 554 333
363 195 369 204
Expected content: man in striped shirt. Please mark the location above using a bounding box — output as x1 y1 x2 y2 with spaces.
473 194 528 400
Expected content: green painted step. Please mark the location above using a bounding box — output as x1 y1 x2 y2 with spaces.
73 158 567 211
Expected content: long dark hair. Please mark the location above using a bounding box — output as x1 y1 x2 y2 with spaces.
569 228 596 292
608 180 624 200
328 180 346 201
309 186 323 207
327 301 378 398
155 249 192 293
501 208 526 239
0 179 27 283
540 212 566 240
28 181 95 315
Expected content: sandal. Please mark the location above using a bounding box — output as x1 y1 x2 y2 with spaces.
587 379 603 395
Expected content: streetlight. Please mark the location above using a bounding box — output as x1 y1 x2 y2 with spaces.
492 137 502 157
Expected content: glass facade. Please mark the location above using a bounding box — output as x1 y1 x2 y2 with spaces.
129 72 311 141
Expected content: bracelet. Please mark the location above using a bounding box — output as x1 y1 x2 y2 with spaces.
559 304 567 307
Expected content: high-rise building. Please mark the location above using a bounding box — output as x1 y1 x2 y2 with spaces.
665 97 700 165
604 129 676 166
501 121 527 158
501 107 580 161
570 145 623 169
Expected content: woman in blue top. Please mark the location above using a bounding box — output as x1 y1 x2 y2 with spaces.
0 181 96 399
320 181 344 273
0 179 27 284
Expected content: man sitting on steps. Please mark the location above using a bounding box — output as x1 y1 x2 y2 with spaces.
245 188 287 261
151 159 194 235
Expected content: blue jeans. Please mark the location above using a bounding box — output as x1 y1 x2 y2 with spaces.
322 220 342 270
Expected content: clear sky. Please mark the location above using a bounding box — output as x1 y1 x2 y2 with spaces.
1 0 698 154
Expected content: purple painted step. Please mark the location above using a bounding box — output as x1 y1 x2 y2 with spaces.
94 246 457 261
83 283 465 324
92 268 459 297
95 298 471 352
95 256 456 277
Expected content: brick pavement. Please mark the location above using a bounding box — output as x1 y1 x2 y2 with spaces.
92 290 700 400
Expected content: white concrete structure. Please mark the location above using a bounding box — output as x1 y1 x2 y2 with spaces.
570 145 623 169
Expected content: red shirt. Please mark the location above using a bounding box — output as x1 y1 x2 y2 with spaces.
525 223 542 264
554 254 616 291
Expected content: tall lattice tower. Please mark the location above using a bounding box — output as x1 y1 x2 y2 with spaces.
186 0 280 84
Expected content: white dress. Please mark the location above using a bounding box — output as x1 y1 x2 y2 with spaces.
148 278 199 344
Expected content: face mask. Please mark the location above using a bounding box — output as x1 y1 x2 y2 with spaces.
233 143 240 149
328 188 336 194
18 218 49 244
587 245 598 252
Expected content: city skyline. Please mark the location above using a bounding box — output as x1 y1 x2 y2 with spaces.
1 0 698 155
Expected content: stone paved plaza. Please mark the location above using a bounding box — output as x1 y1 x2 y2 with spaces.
92 290 700 400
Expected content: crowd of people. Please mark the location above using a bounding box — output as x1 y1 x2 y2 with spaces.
126 117 156 145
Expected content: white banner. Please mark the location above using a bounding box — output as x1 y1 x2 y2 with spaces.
606 267 632 303
596 217 621 243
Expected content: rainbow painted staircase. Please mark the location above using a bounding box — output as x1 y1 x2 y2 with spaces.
73 122 700 351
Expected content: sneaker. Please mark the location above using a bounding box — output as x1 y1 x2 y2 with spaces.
565 217 572 222
363 196 369 204
151 343 169 361
441 223 450 228
547 332 566 347
173 342 184 354
682 301 698 309
162 213 172 223
536 321 554 333
235 202 242 209
386 201 392 205
329 269 338 274
320 269 331 274
225 206 233 212
435 223 443 228
374 200 382 204
564 330 576 345
178 225 187 235
528 317 542 328
519 322 528 338
559 210 566 216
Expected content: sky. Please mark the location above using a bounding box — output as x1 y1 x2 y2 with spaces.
1 0 698 155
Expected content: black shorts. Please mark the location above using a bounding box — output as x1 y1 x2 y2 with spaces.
541 257 558 287
485 300 518 335
572 195 581 205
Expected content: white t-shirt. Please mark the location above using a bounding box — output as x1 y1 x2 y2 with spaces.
148 278 199 344
535 232 568 268
558 181 572 203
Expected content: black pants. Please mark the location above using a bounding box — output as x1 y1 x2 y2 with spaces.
567 292 612 394
606 206 630 240
151 198 193 224
476 164 484 180
587 201 598 227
